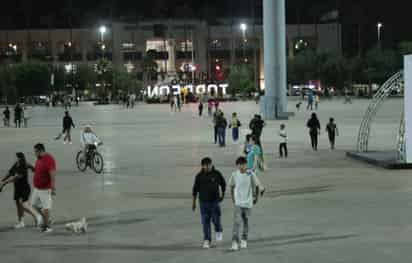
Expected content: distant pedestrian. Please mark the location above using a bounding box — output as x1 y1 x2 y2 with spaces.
213 110 220 144
229 157 264 251
14 104 22 128
3 106 10 127
176 95 181 112
216 112 228 147
192 157 226 249
314 94 320 110
207 99 213 117
307 113 321 151
278 124 288 158
22 106 30 128
198 101 204 117
229 112 241 144
55 111 75 144
214 100 219 112
326 118 339 150
170 96 175 112
307 91 314 110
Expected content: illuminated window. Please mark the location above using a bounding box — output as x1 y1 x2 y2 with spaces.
180 40 193 52
146 40 167 52
122 42 136 50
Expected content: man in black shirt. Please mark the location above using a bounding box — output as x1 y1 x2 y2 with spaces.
14 104 22 128
192 157 226 249
55 111 75 144
326 118 339 150
249 115 265 145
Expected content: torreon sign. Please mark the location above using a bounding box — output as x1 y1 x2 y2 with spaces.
145 83 229 97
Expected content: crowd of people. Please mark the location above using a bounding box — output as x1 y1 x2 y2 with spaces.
0 94 341 251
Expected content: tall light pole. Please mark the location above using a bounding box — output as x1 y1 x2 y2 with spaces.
240 23 247 62
377 22 383 49
100 26 107 59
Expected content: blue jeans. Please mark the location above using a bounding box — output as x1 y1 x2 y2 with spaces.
200 201 223 241
232 127 239 142
217 127 226 146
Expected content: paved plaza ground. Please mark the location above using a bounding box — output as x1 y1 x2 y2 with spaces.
0 98 411 263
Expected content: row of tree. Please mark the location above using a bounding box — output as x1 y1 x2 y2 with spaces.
0 60 144 103
228 43 412 97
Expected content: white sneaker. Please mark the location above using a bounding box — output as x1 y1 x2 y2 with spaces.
216 232 223 242
231 241 239 251
202 240 210 249
14 221 25 229
41 226 53 233
240 240 248 249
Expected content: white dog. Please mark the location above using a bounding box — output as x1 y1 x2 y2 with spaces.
65 217 88 234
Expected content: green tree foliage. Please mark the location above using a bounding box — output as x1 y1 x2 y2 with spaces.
13 62 51 96
227 64 254 97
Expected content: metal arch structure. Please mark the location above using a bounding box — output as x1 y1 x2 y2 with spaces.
357 71 405 158
397 111 406 162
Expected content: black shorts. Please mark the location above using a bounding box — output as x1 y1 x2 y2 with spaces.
14 186 31 202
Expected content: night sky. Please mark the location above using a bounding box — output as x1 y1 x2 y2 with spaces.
1 0 411 54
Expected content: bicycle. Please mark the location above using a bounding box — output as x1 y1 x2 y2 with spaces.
76 143 104 174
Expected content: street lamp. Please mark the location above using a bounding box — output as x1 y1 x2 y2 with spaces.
99 26 107 58
377 22 383 49
240 23 248 62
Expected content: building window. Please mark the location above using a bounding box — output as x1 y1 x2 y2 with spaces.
180 40 193 52
122 42 136 50
146 40 167 52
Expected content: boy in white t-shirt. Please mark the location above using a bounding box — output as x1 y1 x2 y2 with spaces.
278 123 288 158
229 157 264 251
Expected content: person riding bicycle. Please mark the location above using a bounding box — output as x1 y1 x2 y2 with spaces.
80 125 102 161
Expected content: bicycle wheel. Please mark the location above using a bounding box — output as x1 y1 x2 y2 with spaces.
92 152 104 174
76 151 88 172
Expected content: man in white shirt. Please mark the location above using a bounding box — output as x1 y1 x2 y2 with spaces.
278 123 288 158
229 157 264 251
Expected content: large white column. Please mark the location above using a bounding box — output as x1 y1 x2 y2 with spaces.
262 0 288 119
404 55 412 162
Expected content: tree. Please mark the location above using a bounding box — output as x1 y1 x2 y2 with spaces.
227 64 254 97
142 52 158 85
75 64 97 91
363 47 400 84
13 62 51 97
112 69 142 95
0 66 17 103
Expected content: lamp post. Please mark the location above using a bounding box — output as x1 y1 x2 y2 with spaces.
240 23 247 62
99 26 107 59
377 22 383 49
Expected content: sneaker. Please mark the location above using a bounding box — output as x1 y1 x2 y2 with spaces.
14 221 25 229
231 241 239 251
41 226 53 233
240 240 248 249
216 232 223 242
202 240 210 249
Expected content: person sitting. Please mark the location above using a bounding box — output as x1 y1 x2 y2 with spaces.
80 125 102 159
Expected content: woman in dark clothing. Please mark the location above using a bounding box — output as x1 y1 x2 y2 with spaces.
0 153 40 228
306 113 321 151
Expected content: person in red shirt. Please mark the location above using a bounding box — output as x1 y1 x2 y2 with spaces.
31 143 56 233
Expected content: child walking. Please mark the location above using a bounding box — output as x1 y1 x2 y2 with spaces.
229 112 241 144
229 157 264 251
278 124 288 158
